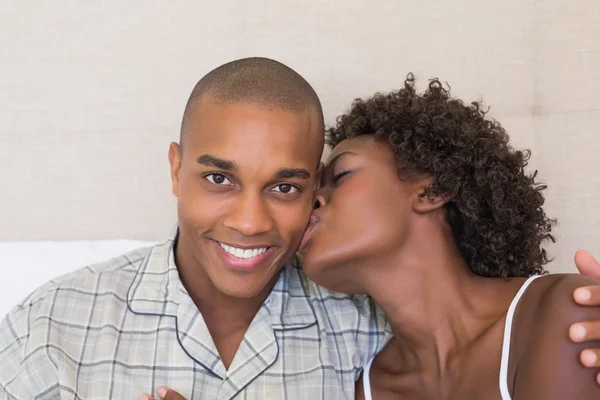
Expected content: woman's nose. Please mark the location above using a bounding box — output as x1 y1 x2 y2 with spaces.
313 189 328 209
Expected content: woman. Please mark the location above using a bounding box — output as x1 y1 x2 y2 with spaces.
299 74 600 399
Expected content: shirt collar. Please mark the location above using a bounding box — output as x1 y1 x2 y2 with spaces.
127 226 317 330
127 225 182 317
267 256 318 330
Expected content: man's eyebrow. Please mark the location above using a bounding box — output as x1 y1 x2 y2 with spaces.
275 168 311 180
196 154 238 171
196 154 310 179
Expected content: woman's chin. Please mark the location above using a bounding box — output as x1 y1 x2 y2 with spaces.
297 246 318 273
298 248 333 286
298 230 325 263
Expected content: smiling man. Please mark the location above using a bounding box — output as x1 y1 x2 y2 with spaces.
1 58 600 400
167 63 331 372
0 58 387 399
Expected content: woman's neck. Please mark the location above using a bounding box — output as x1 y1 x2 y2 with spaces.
362 226 520 381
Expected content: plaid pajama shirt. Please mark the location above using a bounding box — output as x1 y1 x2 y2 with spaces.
0 229 389 399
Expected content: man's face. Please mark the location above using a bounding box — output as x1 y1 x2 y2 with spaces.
169 98 323 298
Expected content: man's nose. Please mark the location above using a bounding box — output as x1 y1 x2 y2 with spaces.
222 192 274 236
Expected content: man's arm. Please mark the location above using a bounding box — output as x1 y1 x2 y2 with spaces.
0 310 33 399
0 284 61 400
514 275 600 399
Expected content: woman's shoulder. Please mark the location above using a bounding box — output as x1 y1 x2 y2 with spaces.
509 274 600 399
518 274 600 331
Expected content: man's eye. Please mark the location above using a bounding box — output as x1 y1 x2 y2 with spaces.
272 184 298 194
205 173 232 185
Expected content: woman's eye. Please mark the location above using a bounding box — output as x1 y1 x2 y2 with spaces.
332 170 351 185
205 173 232 185
272 184 298 194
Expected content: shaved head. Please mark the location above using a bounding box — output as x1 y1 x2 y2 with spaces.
169 58 325 303
180 57 324 146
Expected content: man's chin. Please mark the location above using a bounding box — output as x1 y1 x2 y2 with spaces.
210 267 284 299
215 281 275 299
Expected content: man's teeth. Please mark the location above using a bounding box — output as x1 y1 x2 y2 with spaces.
219 243 268 259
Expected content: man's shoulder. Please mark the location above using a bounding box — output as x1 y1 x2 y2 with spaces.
282 261 388 332
0 244 163 396
284 261 375 309
6 245 154 320
282 262 390 373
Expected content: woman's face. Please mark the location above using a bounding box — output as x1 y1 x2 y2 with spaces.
299 135 420 294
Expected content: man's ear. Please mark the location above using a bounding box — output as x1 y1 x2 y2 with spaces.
412 181 451 214
168 142 182 198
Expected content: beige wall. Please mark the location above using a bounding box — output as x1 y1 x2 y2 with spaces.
1 1 599 272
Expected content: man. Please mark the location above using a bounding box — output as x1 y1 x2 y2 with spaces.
1 57 599 399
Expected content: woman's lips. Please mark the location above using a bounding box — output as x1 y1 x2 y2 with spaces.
299 213 320 252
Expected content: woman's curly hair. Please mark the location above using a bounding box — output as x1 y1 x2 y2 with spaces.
326 74 555 278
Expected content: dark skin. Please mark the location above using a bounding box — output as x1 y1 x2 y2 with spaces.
167 98 322 369
142 136 600 400
140 104 600 399
301 135 600 399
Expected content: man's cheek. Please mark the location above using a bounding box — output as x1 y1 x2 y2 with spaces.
290 221 311 246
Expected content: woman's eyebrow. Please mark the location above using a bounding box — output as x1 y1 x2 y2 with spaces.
326 151 356 168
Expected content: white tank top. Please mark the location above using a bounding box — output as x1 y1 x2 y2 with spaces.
361 275 541 400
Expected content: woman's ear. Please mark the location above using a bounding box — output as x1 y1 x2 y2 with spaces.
412 182 451 214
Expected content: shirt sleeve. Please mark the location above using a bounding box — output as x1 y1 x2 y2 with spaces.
0 306 35 398
0 291 59 398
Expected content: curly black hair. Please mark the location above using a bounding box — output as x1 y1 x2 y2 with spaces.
326 74 555 278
